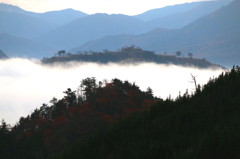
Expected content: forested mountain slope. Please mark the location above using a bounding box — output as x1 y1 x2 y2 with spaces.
48 66 240 159
1 66 240 159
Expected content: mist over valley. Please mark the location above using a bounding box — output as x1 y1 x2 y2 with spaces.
0 58 223 124
0 1 240 158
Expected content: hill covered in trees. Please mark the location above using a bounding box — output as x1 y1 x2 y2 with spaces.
1 66 240 158
48 66 240 159
0 77 155 158
42 47 222 69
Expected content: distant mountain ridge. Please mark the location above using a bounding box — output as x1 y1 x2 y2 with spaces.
0 3 37 15
0 33 55 58
39 0 232 50
74 0 240 66
0 49 8 59
0 3 86 58
146 0 233 29
0 0 236 60
135 1 205 21
0 3 87 26
35 9 87 25
38 14 152 49
0 10 56 39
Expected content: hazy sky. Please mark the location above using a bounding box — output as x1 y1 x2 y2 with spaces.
0 58 223 125
0 0 207 15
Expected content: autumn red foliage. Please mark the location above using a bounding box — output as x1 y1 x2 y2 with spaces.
11 78 155 155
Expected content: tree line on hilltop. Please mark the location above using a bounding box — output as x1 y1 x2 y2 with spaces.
42 46 222 69
1 66 240 159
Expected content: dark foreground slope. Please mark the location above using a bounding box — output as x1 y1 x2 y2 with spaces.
48 67 240 159
1 67 240 159
0 78 155 159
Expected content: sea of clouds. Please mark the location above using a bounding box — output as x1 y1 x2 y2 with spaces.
0 58 224 125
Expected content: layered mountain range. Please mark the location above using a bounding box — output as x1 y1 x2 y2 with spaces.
0 0 238 66
74 0 239 66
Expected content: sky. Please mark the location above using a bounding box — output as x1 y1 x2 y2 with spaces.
0 0 206 15
0 58 223 125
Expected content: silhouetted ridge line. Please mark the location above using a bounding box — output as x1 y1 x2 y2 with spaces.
1 66 239 158
42 46 223 69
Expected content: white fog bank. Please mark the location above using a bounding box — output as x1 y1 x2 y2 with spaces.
0 58 224 125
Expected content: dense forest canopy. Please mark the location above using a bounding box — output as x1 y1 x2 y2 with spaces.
1 66 240 158
0 77 155 158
